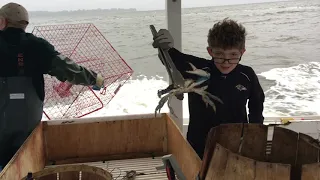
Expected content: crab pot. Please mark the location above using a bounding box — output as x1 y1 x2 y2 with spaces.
200 124 320 180
53 82 73 98
32 23 134 120
0 113 201 180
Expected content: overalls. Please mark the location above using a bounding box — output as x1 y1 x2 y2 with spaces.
0 34 43 169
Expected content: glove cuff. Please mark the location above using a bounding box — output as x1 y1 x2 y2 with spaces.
95 74 104 88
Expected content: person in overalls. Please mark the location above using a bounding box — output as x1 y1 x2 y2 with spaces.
0 2 104 170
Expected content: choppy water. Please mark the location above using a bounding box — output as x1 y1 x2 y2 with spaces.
26 0 320 120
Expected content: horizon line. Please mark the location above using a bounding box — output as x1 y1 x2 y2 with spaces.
28 0 290 13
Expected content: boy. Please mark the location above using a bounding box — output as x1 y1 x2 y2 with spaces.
152 18 265 159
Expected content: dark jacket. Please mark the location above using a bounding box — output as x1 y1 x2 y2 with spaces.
0 27 99 167
0 27 98 101
167 48 265 158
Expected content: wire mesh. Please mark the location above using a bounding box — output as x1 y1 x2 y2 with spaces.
32 23 133 120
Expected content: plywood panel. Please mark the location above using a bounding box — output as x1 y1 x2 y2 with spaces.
0 123 46 180
166 114 202 180
44 116 167 162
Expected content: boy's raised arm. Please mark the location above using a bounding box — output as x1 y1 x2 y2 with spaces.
152 29 210 78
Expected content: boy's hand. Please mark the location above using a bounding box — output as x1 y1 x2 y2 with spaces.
152 29 174 50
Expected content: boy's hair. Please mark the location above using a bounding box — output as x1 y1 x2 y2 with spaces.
207 18 247 50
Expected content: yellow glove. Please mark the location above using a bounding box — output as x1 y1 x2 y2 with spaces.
92 74 104 90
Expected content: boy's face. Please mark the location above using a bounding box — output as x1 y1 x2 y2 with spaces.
207 47 245 74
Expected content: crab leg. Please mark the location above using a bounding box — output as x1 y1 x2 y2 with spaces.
155 93 171 117
205 91 224 104
185 62 210 78
167 96 178 118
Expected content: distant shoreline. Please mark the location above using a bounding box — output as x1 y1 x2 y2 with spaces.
28 0 291 14
29 8 137 14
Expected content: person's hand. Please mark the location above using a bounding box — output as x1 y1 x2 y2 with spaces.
92 74 104 90
152 29 174 50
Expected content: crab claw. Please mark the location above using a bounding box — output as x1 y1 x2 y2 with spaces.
188 62 197 71
185 62 210 78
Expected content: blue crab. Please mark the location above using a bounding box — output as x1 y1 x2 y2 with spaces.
155 62 224 117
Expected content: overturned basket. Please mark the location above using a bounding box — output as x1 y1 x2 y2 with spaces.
20 164 112 180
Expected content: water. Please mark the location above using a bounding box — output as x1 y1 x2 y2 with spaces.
26 0 320 120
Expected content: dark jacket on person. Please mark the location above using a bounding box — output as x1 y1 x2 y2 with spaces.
0 27 99 168
167 48 265 159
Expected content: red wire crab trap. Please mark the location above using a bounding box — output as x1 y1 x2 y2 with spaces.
32 23 133 120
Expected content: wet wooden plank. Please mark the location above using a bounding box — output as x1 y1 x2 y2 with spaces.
0 123 46 180
166 114 201 180
269 127 298 164
255 162 291 180
240 124 268 161
205 144 229 180
301 163 320 180
223 150 255 180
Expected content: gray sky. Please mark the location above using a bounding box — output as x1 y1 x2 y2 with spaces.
2 0 286 11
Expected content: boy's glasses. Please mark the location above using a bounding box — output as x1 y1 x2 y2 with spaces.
213 56 242 64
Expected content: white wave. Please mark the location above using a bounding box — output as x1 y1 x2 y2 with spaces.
259 62 320 116
43 62 320 122
42 75 190 121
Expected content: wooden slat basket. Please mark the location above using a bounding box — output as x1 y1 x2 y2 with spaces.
200 124 320 180
21 164 112 180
